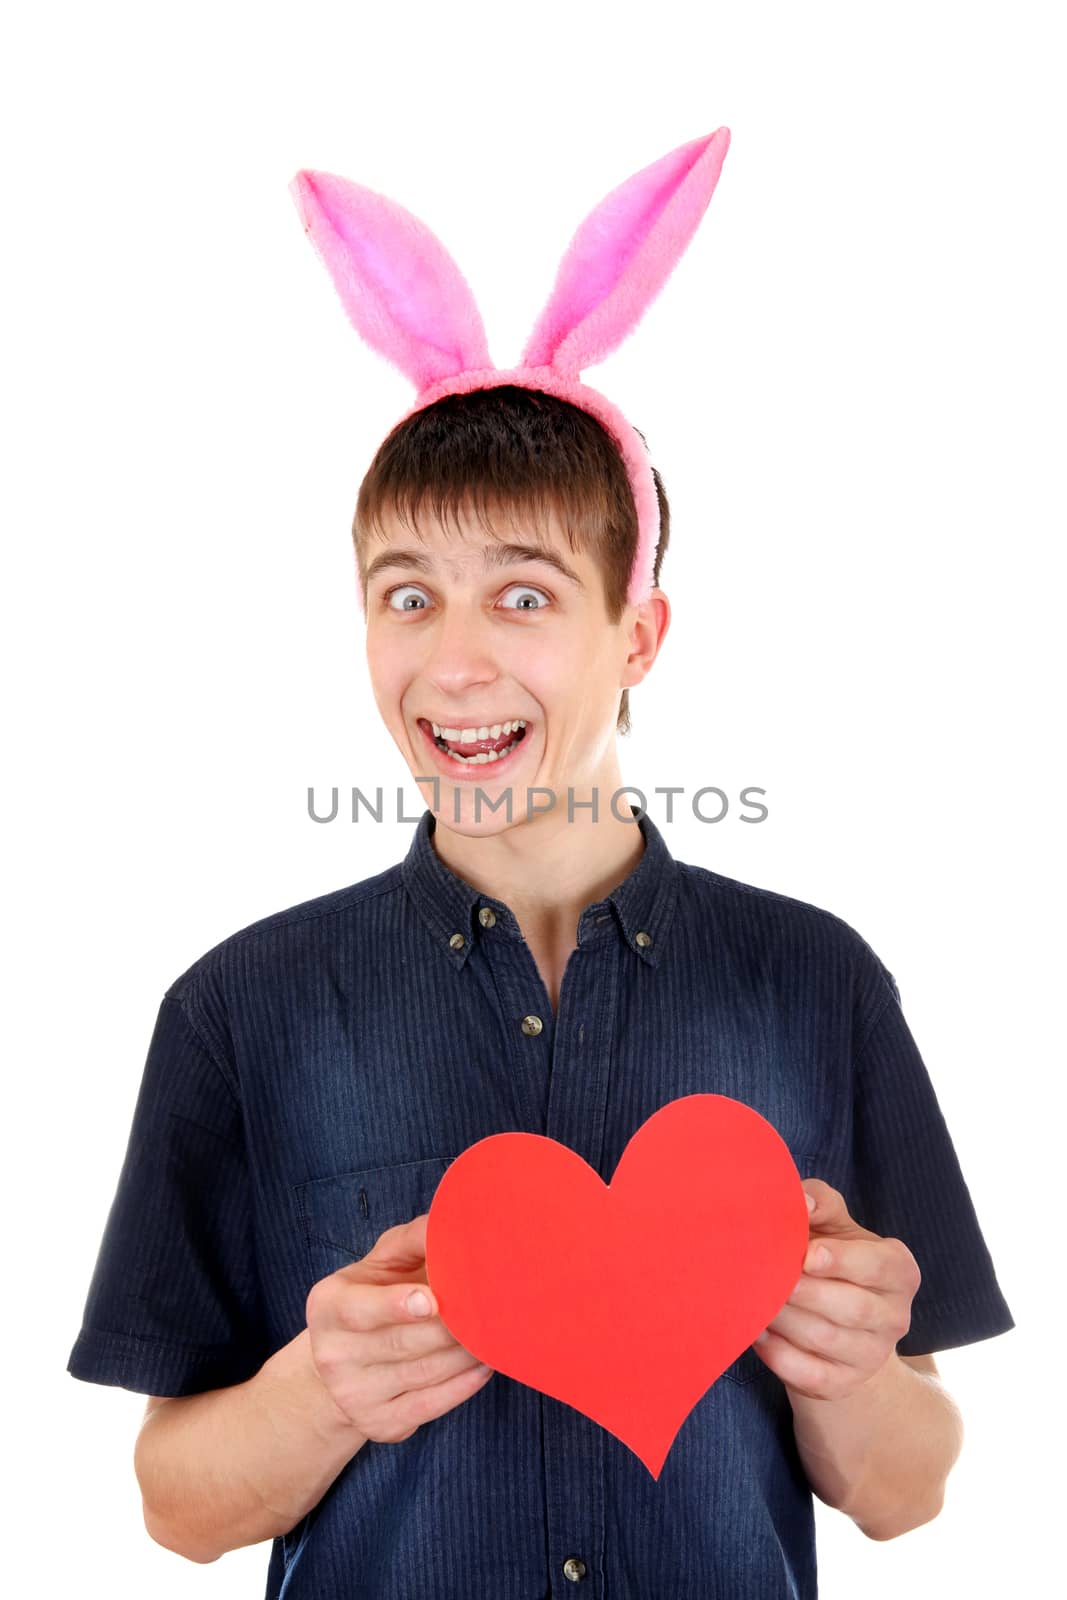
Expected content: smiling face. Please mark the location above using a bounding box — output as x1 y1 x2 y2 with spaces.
363 500 668 837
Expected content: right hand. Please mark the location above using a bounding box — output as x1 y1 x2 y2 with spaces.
305 1211 493 1443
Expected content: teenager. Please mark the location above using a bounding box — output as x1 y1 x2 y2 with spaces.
67 135 1014 1598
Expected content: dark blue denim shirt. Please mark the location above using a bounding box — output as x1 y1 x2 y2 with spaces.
68 805 1015 1598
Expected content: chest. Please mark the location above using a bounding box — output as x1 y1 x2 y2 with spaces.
236 922 854 1362
239 924 848 1199
522 934 572 1019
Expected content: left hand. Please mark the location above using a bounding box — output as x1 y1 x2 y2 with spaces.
752 1178 923 1400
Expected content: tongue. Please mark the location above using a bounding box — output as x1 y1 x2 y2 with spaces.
446 728 520 756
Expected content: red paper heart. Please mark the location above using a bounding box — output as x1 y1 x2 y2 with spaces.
425 1094 810 1478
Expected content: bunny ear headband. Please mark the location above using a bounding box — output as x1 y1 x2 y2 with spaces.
289 126 731 613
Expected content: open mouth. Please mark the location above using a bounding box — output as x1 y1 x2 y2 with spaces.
417 718 530 768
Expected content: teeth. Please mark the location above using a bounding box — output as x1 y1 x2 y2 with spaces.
431 719 526 740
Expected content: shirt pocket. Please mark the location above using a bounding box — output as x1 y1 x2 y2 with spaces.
295 1154 460 1285
295 1148 818 1388
720 1347 767 1385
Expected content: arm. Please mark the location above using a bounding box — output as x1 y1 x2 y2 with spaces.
135 1328 365 1564
755 1182 967 1541
787 1349 965 1540
136 1216 492 1564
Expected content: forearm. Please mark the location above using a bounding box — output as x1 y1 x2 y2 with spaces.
135 1328 366 1563
788 1353 964 1539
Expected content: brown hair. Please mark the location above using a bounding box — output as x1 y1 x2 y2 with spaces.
352 385 670 735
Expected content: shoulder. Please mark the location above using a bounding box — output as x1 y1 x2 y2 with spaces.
674 858 899 1016
676 856 868 944
162 859 406 1007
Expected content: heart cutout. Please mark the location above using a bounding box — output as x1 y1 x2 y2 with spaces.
425 1093 810 1478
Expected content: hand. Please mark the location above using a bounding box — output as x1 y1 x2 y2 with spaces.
751 1179 922 1400
305 1212 493 1442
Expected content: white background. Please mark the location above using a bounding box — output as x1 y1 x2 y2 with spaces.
5 0 1062 1594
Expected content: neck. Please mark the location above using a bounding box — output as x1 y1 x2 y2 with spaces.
428 775 645 948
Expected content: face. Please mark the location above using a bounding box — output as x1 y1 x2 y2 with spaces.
362 502 667 835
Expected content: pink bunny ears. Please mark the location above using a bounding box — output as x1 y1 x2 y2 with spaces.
289 127 731 610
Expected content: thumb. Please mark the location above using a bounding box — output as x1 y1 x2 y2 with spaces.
403 1283 438 1319
354 1214 431 1287
371 1212 429 1262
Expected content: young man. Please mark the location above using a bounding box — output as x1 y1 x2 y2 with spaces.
68 386 1014 1599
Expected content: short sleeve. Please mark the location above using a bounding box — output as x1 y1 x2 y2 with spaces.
844 966 1016 1356
66 992 270 1395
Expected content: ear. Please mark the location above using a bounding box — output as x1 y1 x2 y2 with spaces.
289 170 493 392
521 127 731 380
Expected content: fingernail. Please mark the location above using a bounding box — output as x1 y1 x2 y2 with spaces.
407 1290 431 1317
812 1245 831 1269
754 1329 769 1343
806 1193 816 1213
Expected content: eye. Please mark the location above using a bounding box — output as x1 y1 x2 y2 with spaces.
499 584 551 611
384 584 430 612
381 582 551 612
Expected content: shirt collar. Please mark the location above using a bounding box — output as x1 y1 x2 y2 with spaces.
400 804 679 971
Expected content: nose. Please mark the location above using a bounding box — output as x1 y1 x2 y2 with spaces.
425 599 502 699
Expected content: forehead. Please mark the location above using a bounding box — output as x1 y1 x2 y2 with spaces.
363 503 589 590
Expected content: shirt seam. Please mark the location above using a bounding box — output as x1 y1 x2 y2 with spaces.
166 1108 243 1152
163 878 410 1106
852 986 896 1066
167 993 242 1110
909 1289 1005 1315
75 1325 250 1357
677 860 868 932
678 859 897 1065
165 879 405 1010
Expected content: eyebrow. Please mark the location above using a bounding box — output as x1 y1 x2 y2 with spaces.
364 541 585 590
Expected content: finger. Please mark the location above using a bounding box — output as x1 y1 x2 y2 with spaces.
388 1358 494 1435
375 1340 488 1396
786 1270 884 1331
802 1235 920 1294
802 1180 855 1232
343 1217 431 1288
368 1212 430 1267
751 1327 853 1399
326 1277 441 1333
760 1302 888 1371
364 1293 477 1367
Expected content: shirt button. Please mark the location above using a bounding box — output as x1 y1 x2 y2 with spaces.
521 1014 544 1036
562 1556 587 1582
635 930 652 948
449 933 466 950
478 906 497 927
